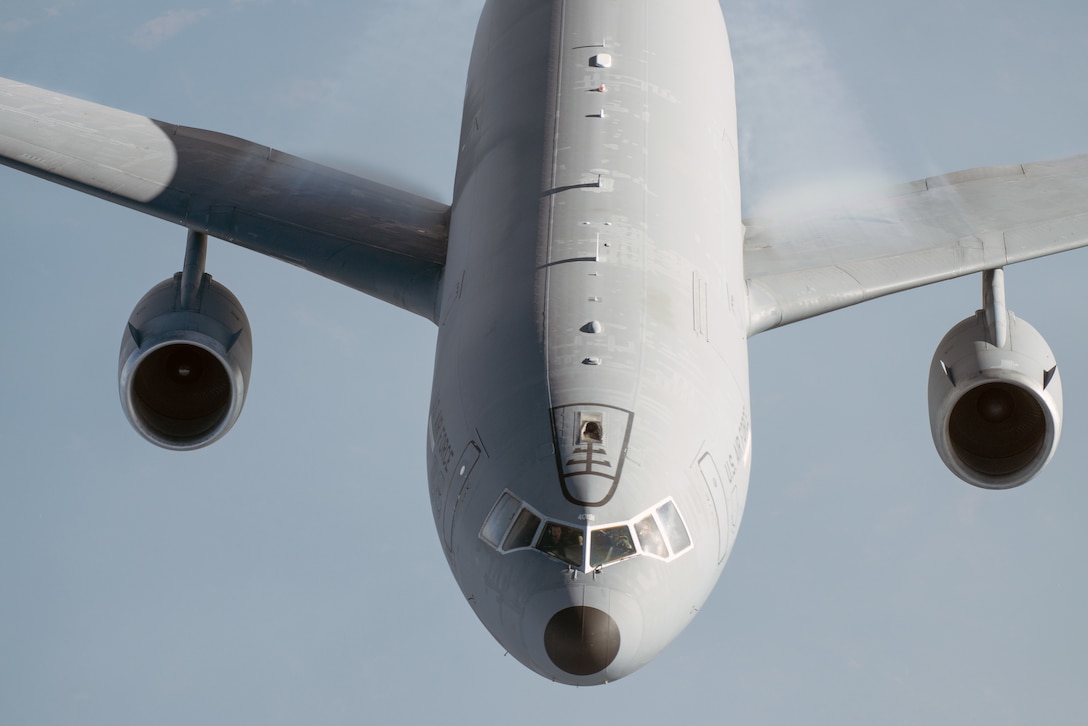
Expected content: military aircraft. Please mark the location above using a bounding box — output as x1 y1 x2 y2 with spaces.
3 0 1087 686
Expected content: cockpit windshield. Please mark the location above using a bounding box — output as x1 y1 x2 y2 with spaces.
535 521 585 567
590 525 636 567
479 492 693 571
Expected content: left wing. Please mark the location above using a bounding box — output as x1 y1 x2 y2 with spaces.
744 154 1088 336
0 77 449 321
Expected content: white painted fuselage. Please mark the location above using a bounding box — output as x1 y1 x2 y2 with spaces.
426 0 751 684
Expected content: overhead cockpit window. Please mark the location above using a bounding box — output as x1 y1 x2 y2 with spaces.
656 499 692 554
634 514 669 558
590 525 636 567
535 521 585 567
503 509 542 551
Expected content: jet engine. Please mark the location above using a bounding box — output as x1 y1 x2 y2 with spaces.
928 308 1061 490
118 271 252 451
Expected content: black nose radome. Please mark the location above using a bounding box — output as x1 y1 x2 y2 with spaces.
544 606 620 676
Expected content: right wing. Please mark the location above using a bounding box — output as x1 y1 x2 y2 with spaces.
744 155 1088 336
0 77 449 322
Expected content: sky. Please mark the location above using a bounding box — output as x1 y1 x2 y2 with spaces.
2 1 1088 724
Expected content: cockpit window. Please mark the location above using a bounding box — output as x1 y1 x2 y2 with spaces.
590 525 636 567
479 493 693 570
656 499 692 554
503 509 541 551
480 492 522 548
535 521 585 567
634 514 669 558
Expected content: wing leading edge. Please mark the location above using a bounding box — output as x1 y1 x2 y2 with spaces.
744 154 1088 336
0 77 449 322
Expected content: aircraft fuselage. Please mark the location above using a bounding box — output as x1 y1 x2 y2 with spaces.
426 0 752 683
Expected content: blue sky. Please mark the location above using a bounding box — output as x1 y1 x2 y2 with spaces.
3 1 1088 724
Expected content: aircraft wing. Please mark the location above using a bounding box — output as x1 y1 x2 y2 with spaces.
0 77 449 322
744 154 1088 336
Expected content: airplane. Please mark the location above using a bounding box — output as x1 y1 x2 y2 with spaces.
2 0 1087 688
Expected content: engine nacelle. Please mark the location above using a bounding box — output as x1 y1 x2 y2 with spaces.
119 273 252 450
929 311 1062 489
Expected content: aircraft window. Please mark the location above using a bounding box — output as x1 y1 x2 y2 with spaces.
480 493 693 569
590 525 636 567
656 500 692 554
480 492 522 548
503 509 541 551
634 514 669 558
535 521 585 568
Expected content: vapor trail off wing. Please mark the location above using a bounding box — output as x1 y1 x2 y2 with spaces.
744 155 1088 336
0 77 449 322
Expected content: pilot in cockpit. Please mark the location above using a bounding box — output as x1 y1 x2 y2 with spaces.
536 522 585 566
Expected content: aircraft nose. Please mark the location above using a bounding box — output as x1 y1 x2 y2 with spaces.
544 606 621 676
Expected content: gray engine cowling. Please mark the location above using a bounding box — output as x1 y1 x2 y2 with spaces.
928 311 1061 489
119 273 252 450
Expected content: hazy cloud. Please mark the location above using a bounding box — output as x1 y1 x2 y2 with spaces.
131 8 210 50
1 6 64 36
728 0 892 217
275 77 343 109
1 17 33 34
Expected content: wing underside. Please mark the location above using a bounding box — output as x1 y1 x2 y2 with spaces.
0 77 449 321
744 155 1088 336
